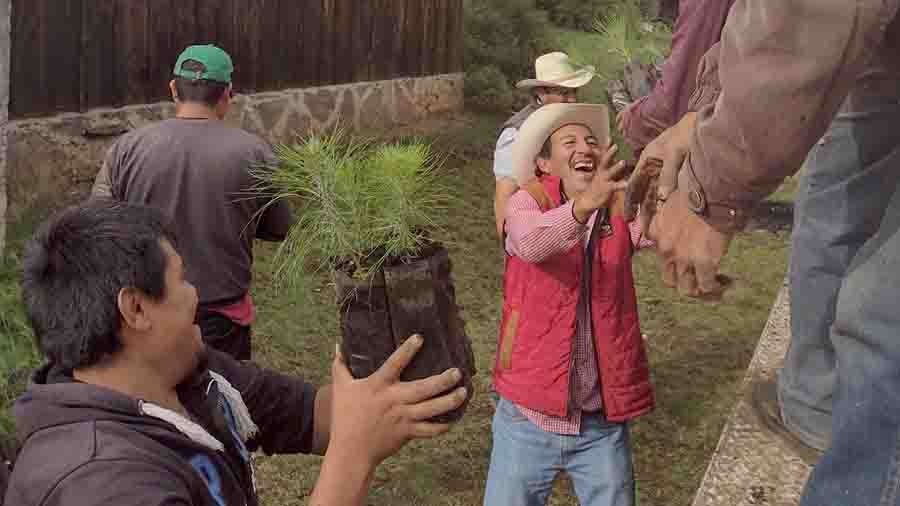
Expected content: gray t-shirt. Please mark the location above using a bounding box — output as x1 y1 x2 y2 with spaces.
92 119 292 306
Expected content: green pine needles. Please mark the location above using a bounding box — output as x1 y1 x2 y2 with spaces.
594 0 670 70
251 129 453 286
564 0 671 84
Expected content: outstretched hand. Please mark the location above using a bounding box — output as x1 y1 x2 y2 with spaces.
648 174 735 300
621 111 737 300
329 335 466 467
309 336 465 506
573 143 630 223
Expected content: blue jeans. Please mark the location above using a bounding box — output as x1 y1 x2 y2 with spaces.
785 84 900 503
483 397 635 506
778 93 900 452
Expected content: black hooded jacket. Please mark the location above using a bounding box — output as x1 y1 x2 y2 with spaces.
4 349 317 506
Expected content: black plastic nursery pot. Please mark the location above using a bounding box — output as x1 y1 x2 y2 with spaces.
334 245 476 423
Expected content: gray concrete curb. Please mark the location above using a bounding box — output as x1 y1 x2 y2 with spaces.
691 281 813 506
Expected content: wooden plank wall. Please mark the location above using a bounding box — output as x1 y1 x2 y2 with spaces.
10 0 464 118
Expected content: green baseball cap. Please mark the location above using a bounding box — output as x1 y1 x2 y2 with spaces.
173 45 233 84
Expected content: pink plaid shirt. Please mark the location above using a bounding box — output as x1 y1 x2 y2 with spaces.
504 191 651 435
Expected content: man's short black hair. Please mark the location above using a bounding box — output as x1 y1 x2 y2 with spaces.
173 60 229 107
538 137 553 159
21 200 179 371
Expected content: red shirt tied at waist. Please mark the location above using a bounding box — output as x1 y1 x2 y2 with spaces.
494 175 655 434
209 292 256 327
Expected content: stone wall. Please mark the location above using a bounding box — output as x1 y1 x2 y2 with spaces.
3 72 464 227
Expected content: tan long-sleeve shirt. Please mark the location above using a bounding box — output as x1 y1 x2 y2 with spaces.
683 0 900 232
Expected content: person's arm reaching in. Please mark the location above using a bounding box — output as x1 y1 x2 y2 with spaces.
309 336 466 506
616 0 734 152
629 0 899 296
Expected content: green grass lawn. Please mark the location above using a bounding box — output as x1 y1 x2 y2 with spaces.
0 210 45 440
0 112 791 505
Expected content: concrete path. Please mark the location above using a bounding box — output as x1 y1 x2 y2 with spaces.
692 283 814 506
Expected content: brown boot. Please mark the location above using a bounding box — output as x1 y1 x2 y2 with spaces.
748 378 825 466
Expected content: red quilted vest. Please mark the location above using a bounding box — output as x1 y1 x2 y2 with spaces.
493 176 655 422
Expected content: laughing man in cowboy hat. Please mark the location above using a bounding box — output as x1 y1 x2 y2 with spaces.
485 103 655 506
492 52 596 239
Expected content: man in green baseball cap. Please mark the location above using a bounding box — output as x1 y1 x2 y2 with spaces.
168 44 235 120
173 44 234 83
92 44 293 360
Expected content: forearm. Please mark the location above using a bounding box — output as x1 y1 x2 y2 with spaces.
621 96 669 151
494 178 518 239
308 445 375 506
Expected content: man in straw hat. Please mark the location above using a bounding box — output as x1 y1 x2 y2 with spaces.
492 52 596 239
485 103 655 506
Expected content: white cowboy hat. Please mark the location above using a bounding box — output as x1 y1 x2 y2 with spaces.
511 103 610 185
516 52 596 89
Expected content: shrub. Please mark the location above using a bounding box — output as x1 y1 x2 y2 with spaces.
536 0 618 32
566 0 671 83
463 0 556 110
538 0 679 30
464 65 515 111
595 0 670 69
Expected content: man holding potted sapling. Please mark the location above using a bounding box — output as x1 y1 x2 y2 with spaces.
4 200 467 506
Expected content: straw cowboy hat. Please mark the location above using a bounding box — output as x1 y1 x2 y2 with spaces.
516 52 596 89
511 103 610 185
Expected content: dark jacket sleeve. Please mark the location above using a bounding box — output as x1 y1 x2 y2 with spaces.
206 350 318 455
41 461 194 506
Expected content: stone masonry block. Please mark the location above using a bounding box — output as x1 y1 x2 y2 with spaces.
4 74 465 227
